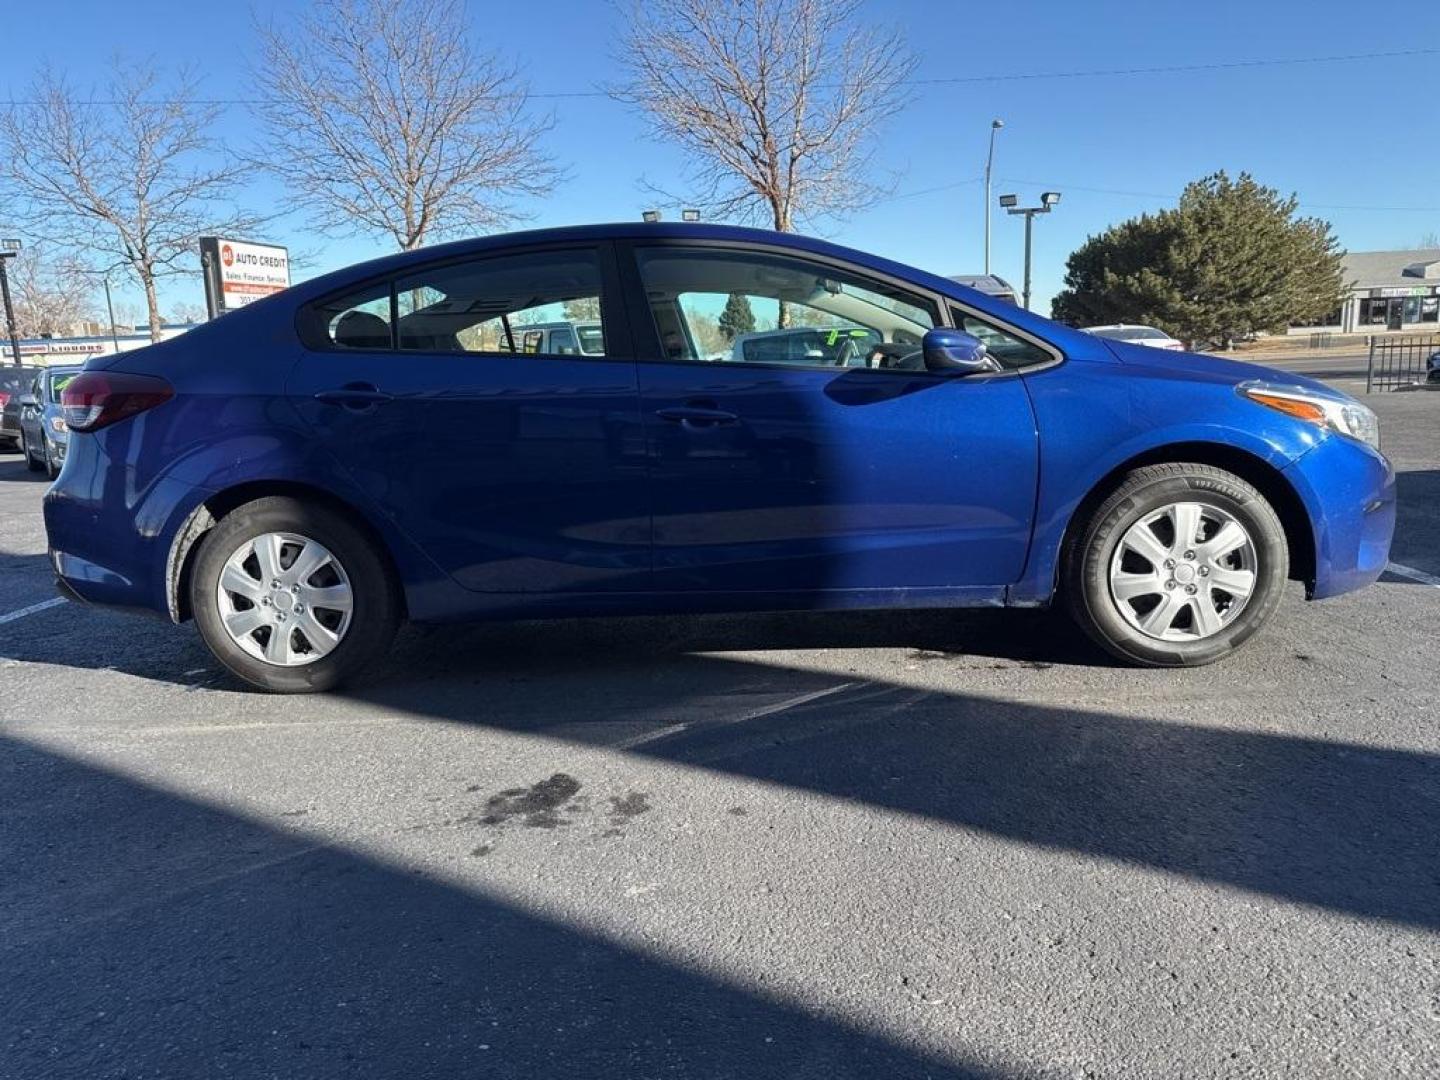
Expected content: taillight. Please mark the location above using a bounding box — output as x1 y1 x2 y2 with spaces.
0 391 9 410
61 372 174 433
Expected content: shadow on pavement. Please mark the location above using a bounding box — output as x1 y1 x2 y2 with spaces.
0 736 1000 1080
0 453 50 483
1389 468 1440 576
344 639 1440 932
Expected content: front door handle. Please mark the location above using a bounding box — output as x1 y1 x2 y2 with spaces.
314 383 395 410
655 406 739 427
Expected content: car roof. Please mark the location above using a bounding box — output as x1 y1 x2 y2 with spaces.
211 221 1103 361
287 223 982 311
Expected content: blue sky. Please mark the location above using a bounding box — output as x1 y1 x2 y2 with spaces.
4 0 1438 319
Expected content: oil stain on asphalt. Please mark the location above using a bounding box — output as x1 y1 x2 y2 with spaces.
480 773 583 829
468 774 653 854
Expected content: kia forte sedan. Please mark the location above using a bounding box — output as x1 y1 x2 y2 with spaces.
44 224 1395 692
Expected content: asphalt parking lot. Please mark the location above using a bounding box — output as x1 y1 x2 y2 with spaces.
2 368 1437 1079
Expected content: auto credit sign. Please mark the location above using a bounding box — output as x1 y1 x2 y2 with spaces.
199 236 291 315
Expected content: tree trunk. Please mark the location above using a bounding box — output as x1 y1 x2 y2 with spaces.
142 269 163 343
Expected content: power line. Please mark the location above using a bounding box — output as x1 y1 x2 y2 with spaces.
906 47 1439 87
998 177 1440 214
3 47 1434 106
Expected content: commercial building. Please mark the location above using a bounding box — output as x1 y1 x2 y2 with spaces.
6 324 192 366
1294 248 1440 334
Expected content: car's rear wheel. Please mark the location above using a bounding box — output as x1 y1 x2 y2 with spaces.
190 496 401 692
22 431 43 472
1065 463 1289 667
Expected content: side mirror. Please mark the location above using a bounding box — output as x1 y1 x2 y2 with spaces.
922 329 993 374
18 394 38 408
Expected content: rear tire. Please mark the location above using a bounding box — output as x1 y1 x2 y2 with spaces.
190 496 402 692
1064 463 1288 667
22 432 43 472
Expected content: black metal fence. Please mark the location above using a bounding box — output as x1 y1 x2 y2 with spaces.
1367 333 1440 393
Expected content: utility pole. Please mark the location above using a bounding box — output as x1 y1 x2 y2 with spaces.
0 239 22 367
998 192 1061 310
983 120 1003 275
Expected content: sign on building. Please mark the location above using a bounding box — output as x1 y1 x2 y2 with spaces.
199 237 291 316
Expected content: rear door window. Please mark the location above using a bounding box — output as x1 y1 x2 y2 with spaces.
393 249 606 356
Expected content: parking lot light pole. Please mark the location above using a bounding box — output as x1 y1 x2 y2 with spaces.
983 119 1003 274
100 274 120 352
999 192 1061 311
0 238 22 367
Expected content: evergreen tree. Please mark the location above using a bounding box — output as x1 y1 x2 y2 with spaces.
1052 172 1347 349
718 292 757 341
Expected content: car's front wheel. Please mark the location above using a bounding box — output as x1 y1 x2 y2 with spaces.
1065 463 1289 667
190 496 402 692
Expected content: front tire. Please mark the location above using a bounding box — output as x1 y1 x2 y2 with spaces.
43 437 59 480
1065 463 1289 667
190 496 402 692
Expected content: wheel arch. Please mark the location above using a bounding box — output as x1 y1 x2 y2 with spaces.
1057 441 1316 595
167 480 408 623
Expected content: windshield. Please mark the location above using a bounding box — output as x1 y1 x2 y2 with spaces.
575 324 605 355
738 326 882 365
48 371 81 398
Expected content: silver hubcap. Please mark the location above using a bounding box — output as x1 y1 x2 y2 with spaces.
216 532 354 666
1108 501 1258 642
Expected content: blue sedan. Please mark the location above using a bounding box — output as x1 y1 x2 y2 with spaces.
44 224 1395 691
19 364 84 479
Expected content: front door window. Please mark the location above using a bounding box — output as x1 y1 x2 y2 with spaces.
634 247 938 370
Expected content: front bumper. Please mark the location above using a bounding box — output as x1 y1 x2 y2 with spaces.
1282 434 1395 600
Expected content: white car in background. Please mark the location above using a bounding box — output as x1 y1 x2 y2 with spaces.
1083 324 1185 351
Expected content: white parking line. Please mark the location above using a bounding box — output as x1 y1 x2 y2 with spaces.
0 596 67 626
1386 561 1440 589
618 681 863 750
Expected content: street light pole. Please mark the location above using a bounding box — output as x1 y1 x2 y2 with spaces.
998 192 1062 311
983 119 1003 275
102 274 120 352
0 239 22 368
1021 210 1034 311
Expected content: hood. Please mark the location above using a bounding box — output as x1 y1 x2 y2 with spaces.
1102 340 1347 399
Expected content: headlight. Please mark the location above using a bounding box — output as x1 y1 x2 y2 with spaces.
49 415 67 433
1238 380 1380 452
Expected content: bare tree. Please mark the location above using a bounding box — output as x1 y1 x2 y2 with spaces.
166 301 209 325
5 246 96 338
0 62 262 341
614 0 914 232
253 0 562 251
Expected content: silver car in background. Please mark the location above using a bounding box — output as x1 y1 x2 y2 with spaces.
1084 323 1185 351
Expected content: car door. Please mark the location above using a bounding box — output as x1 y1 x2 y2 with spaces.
287 243 651 597
618 241 1041 600
18 376 42 446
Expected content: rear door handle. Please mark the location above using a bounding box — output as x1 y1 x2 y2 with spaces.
655 406 739 426
314 384 395 409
